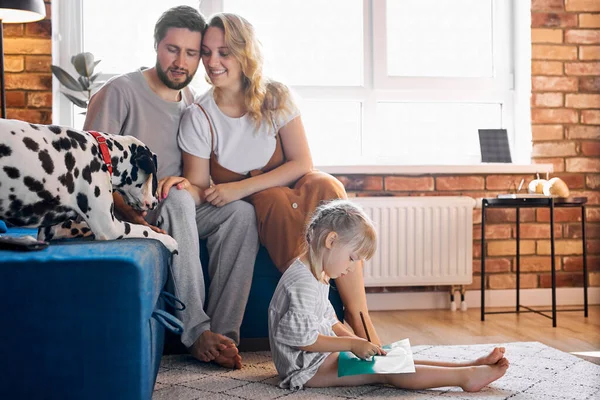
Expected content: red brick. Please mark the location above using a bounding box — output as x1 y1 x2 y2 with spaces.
473 241 481 259
579 46 600 60
553 173 586 189
532 12 578 28
485 175 532 191
591 272 600 286
484 209 536 223
586 174 600 189
533 0 565 11
566 0 600 12
565 94 600 108
519 256 560 272
384 177 434 191
518 223 562 239
568 190 600 205
28 92 53 108
581 110 600 124
563 255 600 271
532 125 564 140
587 207 600 221
473 209 482 224
579 14 600 28
25 20 51 38
531 109 579 124
579 77 600 92
2 24 23 37
538 239 584 255
565 30 600 44
539 272 585 287
436 176 484 191
581 141 600 156
537 207 583 222
337 175 383 191
4 56 24 73
564 222 600 239
473 258 511 274
3 38 51 55
565 62 600 76
533 157 565 172
532 45 578 60
6 91 26 108
567 125 600 139
489 274 538 289
589 239 600 254
487 240 536 256
6 109 51 124
532 141 578 157
5 73 52 90
532 92 564 107
532 61 564 75
532 28 564 43
473 224 512 240
566 157 600 172
25 55 52 72
532 76 578 91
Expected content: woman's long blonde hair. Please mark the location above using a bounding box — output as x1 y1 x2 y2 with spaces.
205 13 293 132
305 200 377 284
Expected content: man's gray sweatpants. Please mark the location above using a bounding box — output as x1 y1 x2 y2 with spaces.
147 189 259 347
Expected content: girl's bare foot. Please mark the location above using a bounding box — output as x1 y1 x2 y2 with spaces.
462 358 509 392
189 330 237 364
474 347 505 366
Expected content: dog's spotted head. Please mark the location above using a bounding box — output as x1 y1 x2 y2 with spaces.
112 137 159 212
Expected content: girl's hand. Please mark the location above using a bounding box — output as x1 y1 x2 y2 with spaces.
204 182 245 207
157 176 191 199
350 338 387 360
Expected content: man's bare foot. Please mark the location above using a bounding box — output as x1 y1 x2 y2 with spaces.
473 347 505 366
189 330 236 363
462 358 509 392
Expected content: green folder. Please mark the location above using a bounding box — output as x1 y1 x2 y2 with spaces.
338 338 416 377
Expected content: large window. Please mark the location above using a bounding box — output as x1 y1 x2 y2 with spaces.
53 0 531 166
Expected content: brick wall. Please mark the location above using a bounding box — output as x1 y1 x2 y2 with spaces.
3 0 52 123
3 1 598 293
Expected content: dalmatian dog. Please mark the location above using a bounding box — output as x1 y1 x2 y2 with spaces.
0 118 178 253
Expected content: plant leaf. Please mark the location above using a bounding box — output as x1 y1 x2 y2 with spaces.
61 92 88 108
78 76 90 90
51 65 83 91
90 72 101 82
71 52 96 77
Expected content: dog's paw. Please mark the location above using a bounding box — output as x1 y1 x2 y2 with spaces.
158 233 179 254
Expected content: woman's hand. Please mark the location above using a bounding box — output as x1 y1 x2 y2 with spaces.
350 338 387 360
157 176 192 200
204 182 245 207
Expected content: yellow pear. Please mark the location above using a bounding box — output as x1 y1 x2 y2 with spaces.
542 177 570 198
528 179 546 194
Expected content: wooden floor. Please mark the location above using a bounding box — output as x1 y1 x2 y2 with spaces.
369 305 600 363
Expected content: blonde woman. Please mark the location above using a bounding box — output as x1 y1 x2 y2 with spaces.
176 13 381 345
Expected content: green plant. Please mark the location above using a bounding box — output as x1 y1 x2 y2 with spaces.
51 52 103 110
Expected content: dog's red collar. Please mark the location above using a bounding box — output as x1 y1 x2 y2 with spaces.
88 131 113 175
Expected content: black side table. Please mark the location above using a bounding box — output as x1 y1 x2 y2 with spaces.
480 196 588 327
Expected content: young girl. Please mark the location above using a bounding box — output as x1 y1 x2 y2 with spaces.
268 199 509 391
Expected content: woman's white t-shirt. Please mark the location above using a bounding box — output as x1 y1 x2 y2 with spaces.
177 89 300 175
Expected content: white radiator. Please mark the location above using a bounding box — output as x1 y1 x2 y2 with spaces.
352 196 475 287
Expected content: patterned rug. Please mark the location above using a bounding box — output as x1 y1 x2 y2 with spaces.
153 342 600 399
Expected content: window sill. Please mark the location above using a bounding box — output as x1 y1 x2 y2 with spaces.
317 164 554 175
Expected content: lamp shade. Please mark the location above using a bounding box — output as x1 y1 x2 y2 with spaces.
0 0 45 23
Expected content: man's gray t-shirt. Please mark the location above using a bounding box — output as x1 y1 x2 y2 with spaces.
83 68 195 179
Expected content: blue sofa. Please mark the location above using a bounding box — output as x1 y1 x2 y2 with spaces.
0 225 343 398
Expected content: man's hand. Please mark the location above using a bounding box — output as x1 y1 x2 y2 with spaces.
113 192 166 234
204 182 245 207
157 176 191 199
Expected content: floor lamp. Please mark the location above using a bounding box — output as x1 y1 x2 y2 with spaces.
0 0 46 118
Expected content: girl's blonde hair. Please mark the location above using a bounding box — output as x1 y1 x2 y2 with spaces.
205 13 293 132
305 200 377 284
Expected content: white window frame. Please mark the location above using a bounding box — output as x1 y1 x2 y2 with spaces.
52 0 531 166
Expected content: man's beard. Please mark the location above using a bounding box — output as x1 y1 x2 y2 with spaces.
156 62 195 90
